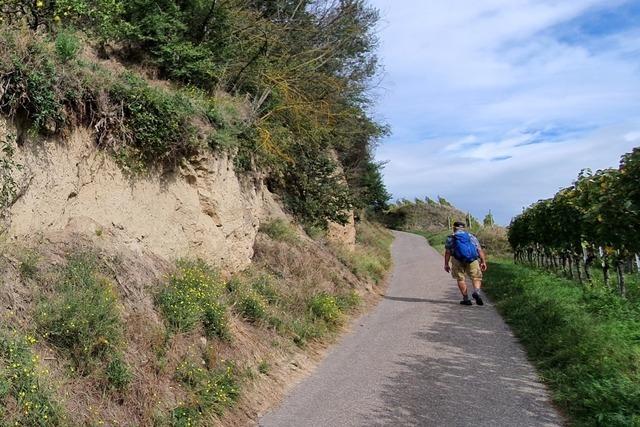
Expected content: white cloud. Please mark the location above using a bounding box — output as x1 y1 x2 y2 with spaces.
369 0 640 223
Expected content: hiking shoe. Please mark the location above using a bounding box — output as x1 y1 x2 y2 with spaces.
460 299 472 306
472 292 484 306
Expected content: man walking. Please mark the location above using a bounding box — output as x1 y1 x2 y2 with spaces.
444 221 488 305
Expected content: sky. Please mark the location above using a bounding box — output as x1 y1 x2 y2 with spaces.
368 0 640 225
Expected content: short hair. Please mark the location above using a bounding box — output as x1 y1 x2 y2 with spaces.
453 221 466 229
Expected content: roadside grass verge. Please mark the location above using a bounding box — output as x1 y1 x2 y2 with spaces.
333 221 393 285
484 260 640 426
409 229 449 253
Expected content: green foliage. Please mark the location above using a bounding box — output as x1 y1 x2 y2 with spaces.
108 73 199 165
334 221 393 284
105 355 132 391
509 147 640 294
281 148 354 228
259 219 298 243
35 254 123 372
0 0 390 229
250 274 280 305
485 261 640 426
236 290 268 323
438 196 452 207
335 291 361 311
0 331 62 425
156 260 230 340
483 211 495 227
308 293 342 325
257 360 270 375
54 30 81 62
173 360 239 422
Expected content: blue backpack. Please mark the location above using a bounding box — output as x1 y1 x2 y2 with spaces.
452 232 479 263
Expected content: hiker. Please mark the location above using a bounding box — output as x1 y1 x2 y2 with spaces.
444 221 488 305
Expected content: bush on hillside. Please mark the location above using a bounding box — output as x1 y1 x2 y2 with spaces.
35 254 124 373
156 260 230 340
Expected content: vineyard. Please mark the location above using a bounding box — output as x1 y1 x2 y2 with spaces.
508 147 640 297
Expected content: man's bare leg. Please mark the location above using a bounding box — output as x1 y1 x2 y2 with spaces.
472 278 481 293
471 279 484 305
457 279 468 297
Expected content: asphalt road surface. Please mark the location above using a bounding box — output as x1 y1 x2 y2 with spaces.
259 231 563 427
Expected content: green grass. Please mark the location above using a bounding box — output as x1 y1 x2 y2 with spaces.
171 360 239 425
35 254 124 374
308 293 342 325
409 229 449 253
484 260 640 426
0 331 62 425
259 219 299 243
334 221 393 285
156 260 230 341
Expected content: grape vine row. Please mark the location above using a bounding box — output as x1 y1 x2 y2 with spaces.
508 147 640 296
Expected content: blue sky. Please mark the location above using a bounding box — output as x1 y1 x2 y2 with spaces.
368 0 640 224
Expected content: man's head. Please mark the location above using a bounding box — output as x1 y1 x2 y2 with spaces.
453 221 466 232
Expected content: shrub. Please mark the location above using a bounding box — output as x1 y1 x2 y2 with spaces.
108 73 200 165
259 219 298 243
237 290 267 322
54 30 81 62
105 355 132 391
0 331 62 425
308 293 342 325
35 254 123 372
173 360 239 422
156 260 230 340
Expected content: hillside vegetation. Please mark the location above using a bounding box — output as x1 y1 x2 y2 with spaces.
383 197 510 256
0 0 390 227
0 1 397 425
0 219 392 425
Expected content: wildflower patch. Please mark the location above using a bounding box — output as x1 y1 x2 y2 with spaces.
156 260 230 340
0 331 62 425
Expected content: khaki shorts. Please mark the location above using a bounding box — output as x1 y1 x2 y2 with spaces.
451 258 482 281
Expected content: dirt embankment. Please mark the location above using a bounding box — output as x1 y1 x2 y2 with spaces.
0 117 394 426
2 118 288 272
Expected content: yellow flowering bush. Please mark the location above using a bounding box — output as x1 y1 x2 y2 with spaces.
156 260 230 340
0 331 62 425
172 359 239 425
35 254 123 374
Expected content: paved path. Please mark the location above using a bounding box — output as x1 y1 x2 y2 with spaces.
259 231 563 427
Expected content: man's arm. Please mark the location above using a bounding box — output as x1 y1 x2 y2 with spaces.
471 234 488 271
478 248 488 271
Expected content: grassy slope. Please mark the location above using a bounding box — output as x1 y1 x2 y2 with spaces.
484 260 640 427
0 220 393 426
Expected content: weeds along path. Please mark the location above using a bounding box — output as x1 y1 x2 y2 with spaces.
259 231 563 427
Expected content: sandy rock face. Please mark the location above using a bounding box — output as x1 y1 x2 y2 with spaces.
3 122 285 271
327 211 356 249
